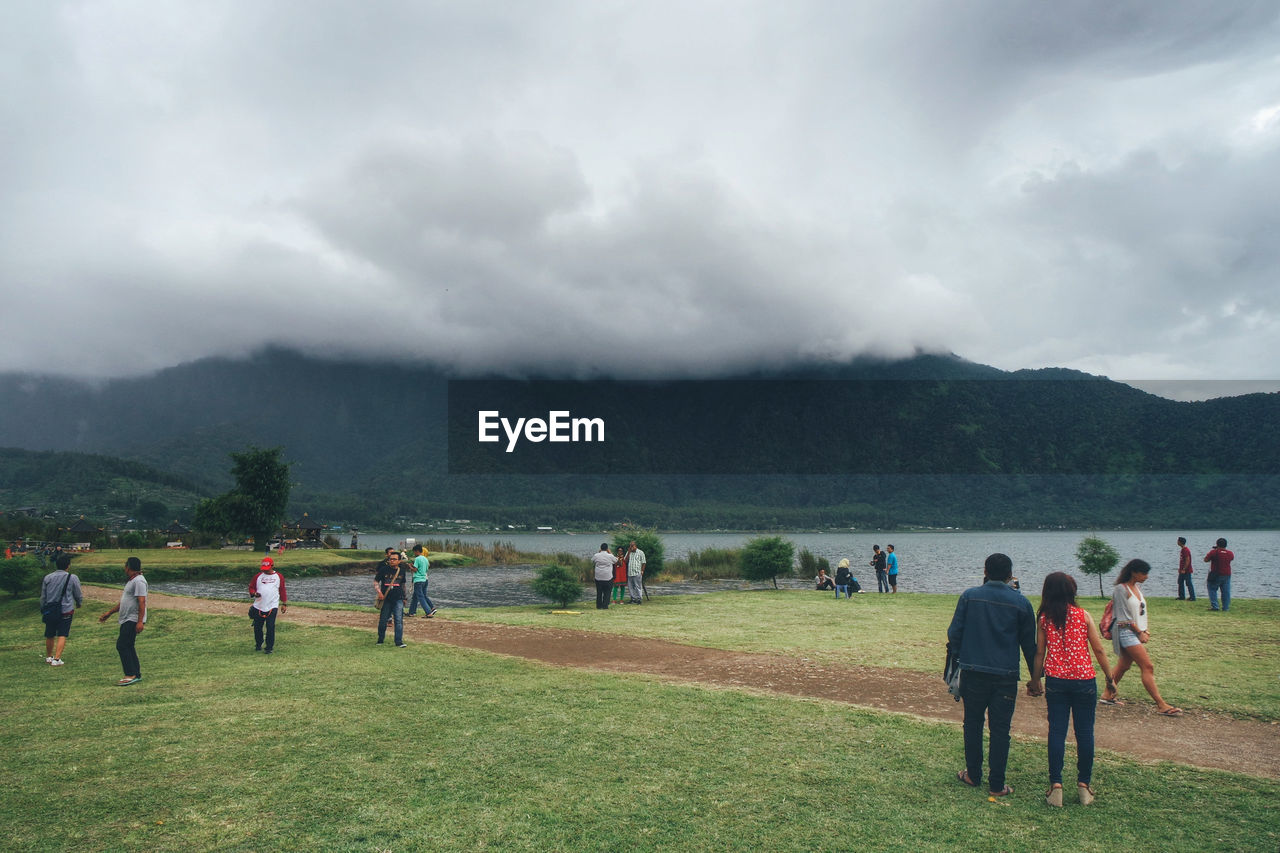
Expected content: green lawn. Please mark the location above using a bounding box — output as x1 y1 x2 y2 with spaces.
444 591 1280 721
1 598 1277 852
65 548 470 582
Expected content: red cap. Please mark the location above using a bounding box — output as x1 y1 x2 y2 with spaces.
260 557 274 569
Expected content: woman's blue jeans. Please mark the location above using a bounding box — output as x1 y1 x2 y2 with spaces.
1045 676 1097 786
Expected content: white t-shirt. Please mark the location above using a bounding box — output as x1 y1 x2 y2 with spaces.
253 571 283 612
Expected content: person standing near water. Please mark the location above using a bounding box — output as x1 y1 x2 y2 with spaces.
886 544 899 593
1203 538 1234 612
625 541 646 604
591 543 618 610
871 545 889 593
1176 537 1195 601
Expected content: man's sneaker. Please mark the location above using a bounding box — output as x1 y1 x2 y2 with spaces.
396 643 407 648
45 656 54 664
264 649 274 655
50 659 65 666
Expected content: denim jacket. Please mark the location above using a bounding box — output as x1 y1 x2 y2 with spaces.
947 580 1036 679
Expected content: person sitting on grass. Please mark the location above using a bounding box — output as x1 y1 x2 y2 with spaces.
815 568 835 591
834 559 854 598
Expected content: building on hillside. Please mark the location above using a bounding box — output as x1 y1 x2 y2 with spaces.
165 520 190 548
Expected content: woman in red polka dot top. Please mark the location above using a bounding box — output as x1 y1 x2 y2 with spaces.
1027 572 1115 807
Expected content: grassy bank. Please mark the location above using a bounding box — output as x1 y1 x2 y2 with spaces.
1 600 1276 852
444 592 1280 722
63 548 472 583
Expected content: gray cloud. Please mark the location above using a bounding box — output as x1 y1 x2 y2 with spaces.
1 1 1278 389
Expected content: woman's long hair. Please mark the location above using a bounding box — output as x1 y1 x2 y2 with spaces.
1114 558 1151 586
1037 571 1077 632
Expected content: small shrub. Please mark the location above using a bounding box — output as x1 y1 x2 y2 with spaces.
531 564 584 608
1076 535 1120 597
0 555 43 598
611 529 665 578
741 536 795 589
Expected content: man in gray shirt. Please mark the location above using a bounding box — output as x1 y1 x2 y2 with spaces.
40 553 83 667
625 541 646 605
98 556 148 685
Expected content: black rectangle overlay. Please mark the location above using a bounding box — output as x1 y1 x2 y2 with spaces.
447 378 1279 476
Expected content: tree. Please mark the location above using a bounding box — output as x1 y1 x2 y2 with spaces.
0 555 42 598
194 446 291 550
1076 535 1120 597
531 564 584 608
611 529 665 579
741 536 795 589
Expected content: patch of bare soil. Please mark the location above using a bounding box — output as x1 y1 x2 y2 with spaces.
84 587 1280 779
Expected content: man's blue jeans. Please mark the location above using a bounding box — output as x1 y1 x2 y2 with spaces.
960 670 1018 793
378 596 405 644
1177 573 1196 600
409 578 435 615
1207 575 1231 611
1045 676 1097 786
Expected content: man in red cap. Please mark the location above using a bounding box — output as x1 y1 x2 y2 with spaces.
249 556 287 654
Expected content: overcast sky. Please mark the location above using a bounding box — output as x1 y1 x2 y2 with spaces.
3 2 1279 394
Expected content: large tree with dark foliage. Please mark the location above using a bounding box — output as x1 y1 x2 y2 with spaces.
194 446 291 550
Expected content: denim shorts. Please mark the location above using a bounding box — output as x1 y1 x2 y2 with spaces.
1115 625 1142 649
44 612 73 639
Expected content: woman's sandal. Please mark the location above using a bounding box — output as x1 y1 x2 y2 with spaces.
1078 783 1095 806
1098 697 1125 705
1046 784 1063 807
956 769 978 787
1157 707 1184 717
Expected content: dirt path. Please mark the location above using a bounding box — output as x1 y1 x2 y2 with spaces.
84 587 1280 779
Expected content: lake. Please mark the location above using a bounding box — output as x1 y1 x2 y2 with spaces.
152 529 1278 607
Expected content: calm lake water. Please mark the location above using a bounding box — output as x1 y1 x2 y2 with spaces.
153 529 1280 607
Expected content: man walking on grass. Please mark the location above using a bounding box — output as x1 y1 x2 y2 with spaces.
947 553 1036 797
625 541 646 605
249 556 287 653
408 544 436 617
98 556 147 686
374 551 409 646
40 553 83 667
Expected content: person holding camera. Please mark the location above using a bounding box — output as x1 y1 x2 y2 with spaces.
1203 537 1234 612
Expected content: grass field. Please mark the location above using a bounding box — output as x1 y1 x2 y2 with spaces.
3 591 1278 852
444 591 1280 722
64 548 471 583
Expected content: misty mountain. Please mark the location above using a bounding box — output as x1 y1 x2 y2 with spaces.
0 348 1276 528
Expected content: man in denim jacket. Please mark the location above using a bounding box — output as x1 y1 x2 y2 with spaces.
947 553 1036 797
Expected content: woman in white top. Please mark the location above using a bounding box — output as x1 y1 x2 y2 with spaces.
1101 559 1183 716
